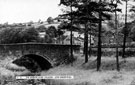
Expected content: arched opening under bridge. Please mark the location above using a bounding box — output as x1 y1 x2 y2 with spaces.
12 54 52 72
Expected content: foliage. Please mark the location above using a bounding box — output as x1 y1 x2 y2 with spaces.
43 26 65 43
0 27 39 44
127 0 135 41
58 0 122 40
29 24 66 43
58 21 81 31
57 28 64 36
44 34 53 43
36 25 46 32
46 26 57 38
126 20 135 41
19 27 39 43
59 0 122 70
0 27 22 44
47 17 54 24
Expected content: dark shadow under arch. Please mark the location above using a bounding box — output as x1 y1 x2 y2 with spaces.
13 54 53 71
23 54 53 70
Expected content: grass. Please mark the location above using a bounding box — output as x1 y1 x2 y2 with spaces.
1 54 135 85
0 57 41 85
41 54 135 85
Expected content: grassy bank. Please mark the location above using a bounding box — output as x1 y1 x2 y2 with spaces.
41 56 135 85
1 55 135 85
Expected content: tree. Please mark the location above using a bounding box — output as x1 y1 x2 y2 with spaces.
59 0 76 60
92 0 121 71
59 0 100 63
19 27 39 43
0 27 39 44
59 0 88 63
0 27 23 44
121 0 128 59
46 26 57 38
27 21 34 26
120 20 135 41
47 17 54 24
44 26 58 43
59 0 120 69
127 1 135 41
36 25 46 32
57 28 65 43
44 34 53 43
109 0 122 71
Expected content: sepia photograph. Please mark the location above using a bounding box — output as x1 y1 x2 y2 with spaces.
0 0 135 85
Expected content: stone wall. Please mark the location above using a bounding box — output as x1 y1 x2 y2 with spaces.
0 43 80 66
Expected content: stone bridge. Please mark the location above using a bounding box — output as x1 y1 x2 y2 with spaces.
0 43 80 70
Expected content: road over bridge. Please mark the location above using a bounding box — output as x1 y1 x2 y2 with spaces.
0 43 80 70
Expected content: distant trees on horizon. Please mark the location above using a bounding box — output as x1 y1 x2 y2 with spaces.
0 23 65 44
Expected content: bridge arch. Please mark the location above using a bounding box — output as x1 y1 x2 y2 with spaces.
22 54 53 70
13 54 53 71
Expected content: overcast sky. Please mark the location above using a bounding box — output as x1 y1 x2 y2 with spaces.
0 0 134 24
0 0 61 24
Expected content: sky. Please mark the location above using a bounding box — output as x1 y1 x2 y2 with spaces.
0 0 62 24
0 0 134 24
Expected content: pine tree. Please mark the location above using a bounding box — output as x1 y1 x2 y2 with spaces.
122 0 128 59
59 0 120 69
59 0 99 63
110 0 122 71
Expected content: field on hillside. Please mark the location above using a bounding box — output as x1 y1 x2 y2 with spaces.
1 54 135 85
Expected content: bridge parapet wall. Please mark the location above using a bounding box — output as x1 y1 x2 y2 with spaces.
0 43 80 66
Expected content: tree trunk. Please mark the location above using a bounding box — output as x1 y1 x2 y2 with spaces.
122 34 126 58
89 22 92 57
122 0 127 59
59 35 61 44
89 32 91 57
84 0 90 63
114 1 120 71
97 1 102 71
84 24 89 63
83 37 86 55
70 1 73 58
